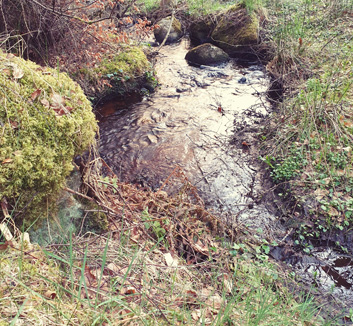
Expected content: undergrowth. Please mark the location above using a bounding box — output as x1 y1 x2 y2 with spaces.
261 0 353 251
0 157 326 325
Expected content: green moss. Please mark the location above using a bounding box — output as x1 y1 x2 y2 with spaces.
74 46 152 99
0 50 97 226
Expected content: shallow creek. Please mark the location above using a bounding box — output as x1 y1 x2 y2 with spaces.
98 39 276 229
97 39 353 320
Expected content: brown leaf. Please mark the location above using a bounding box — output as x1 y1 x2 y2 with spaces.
3 69 11 76
31 89 42 101
51 93 65 109
10 121 18 129
41 99 50 108
84 265 97 286
0 241 12 251
2 158 12 164
43 290 57 300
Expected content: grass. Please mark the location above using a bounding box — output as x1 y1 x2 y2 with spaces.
260 0 353 249
0 229 323 325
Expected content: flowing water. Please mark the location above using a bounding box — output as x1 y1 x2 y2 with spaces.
98 39 278 230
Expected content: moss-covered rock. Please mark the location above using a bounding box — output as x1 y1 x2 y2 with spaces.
0 50 97 226
211 3 259 56
75 46 153 100
189 17 216 45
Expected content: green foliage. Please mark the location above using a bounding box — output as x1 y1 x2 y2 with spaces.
0 50 97 225
141 208 168 243
261 0 353 232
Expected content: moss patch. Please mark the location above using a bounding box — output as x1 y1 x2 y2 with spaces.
0 50 97 226
75 46 152 100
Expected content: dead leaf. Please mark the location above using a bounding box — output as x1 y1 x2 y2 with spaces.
328 207 339 216
84 265 97 286
51 92 65 108
10 121 18 129
0 223 14 240
164 252 178 267
41 98 50 108
106 262 119 275
2 158 12 164
13 65 24 79
3 68 11 76
191 310 201 321
121 287 136 295
43 290 57 300
0 241 12 251
31 89 42 101
314 188 329 200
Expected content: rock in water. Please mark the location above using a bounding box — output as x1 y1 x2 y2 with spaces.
185 43 229 66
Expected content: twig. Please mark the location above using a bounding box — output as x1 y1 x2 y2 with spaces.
64 187 94 201
157 10 176 52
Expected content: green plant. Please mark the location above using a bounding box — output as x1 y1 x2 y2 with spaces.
141 208 168 243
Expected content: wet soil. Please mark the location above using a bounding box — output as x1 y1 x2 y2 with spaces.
96 39 353 323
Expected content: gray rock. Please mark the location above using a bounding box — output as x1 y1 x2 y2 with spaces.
154 16 182 44
185 43 229 66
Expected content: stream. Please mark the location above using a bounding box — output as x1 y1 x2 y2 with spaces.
97 39 353 322
98 39 277 230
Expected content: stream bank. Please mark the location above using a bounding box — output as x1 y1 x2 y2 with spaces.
97 38 281 235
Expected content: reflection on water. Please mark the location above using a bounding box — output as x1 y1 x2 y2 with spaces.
97 39 353 319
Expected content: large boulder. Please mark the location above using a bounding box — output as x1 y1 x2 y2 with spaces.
154 16 182 44
211 3 259 56
0 50 97 226
185 43 229 66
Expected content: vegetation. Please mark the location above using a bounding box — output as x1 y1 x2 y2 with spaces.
0 49 97 226
261 0 353 251
0 163 325 325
